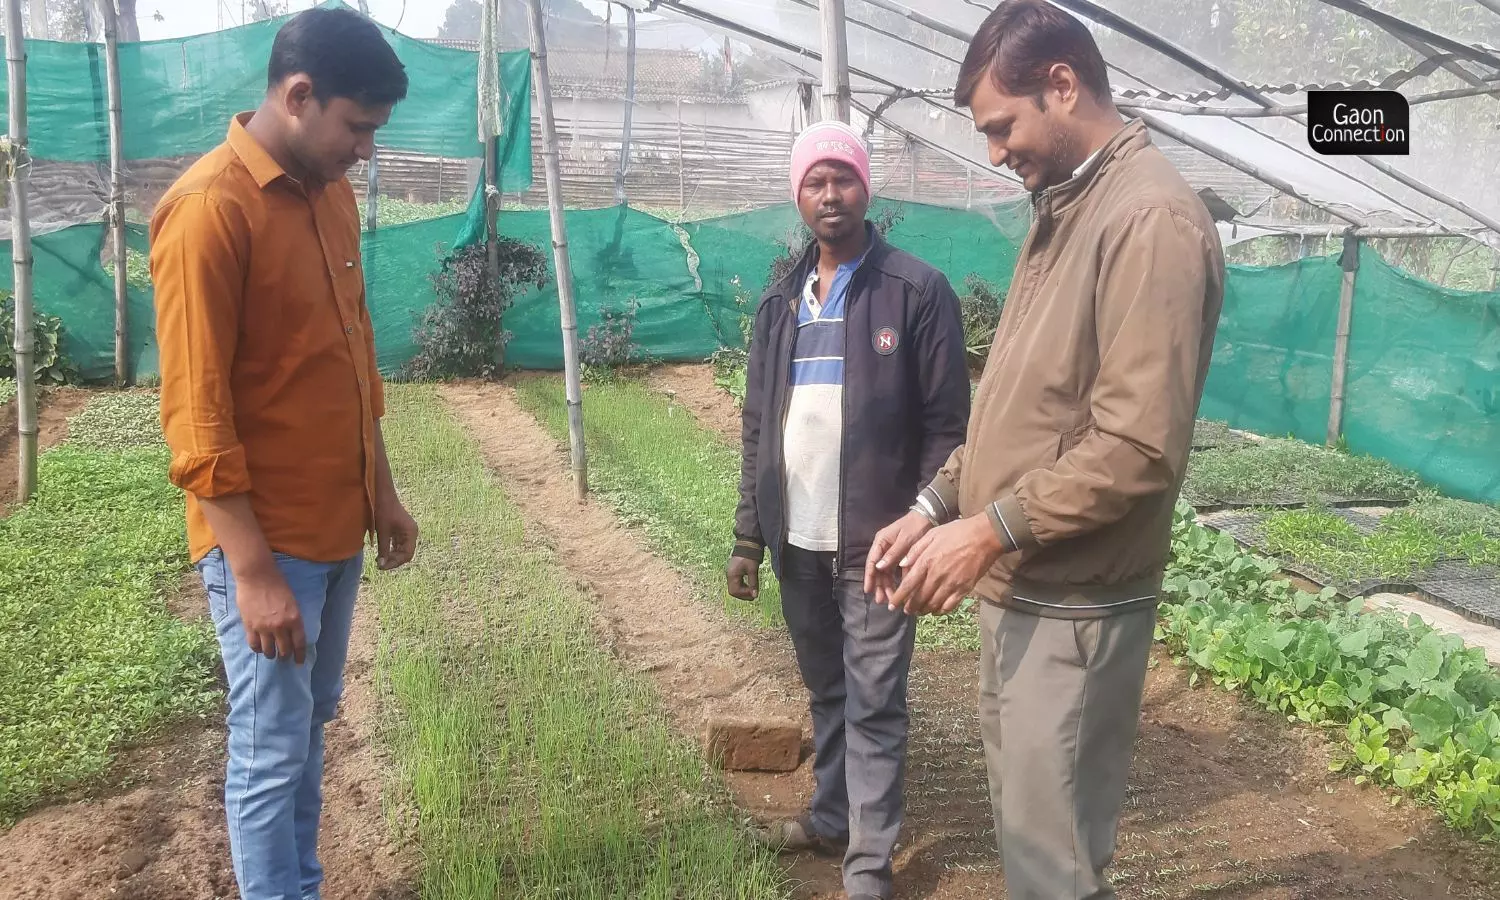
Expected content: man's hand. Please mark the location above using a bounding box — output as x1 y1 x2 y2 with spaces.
376 498 419 571
865 511 935 608
889 515 1006 616
236 568 307 664
726 556 761 601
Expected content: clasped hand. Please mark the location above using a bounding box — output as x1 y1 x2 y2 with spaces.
865 512 1005 617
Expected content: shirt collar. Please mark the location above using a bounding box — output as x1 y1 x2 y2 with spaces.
807 224 875 281
1073 148 1101 180
228 112 290 190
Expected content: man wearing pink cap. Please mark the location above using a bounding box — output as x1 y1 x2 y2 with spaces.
727 120 970 900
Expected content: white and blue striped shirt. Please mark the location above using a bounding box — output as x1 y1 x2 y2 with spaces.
784 249 868 551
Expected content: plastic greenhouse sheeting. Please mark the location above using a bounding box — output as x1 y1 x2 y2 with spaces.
0 1 533 186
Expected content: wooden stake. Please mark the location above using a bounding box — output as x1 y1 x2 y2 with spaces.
1327 234 1360 447
526 0 588 500
818 0 851 123
7 0 37 501
97 0 129 386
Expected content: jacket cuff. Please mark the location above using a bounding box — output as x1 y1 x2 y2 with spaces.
919 473 960 525
731 537 765 563
169 445 253 498
985 492 1038 554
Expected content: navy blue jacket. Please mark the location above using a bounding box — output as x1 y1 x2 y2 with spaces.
733 227 970 579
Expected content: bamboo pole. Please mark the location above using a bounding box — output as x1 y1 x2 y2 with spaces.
818 0 851 123
96 0 129 386
27 0 45 38
1327 233 1360 447
484 136 499 280
7 0 37 502
908 138 918 196
525 0 588 500
676 99 684 211
364 146 378 231
613 3 635 206
481 0 501 346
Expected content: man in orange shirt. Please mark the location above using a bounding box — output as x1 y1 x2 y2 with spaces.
149 9 417 900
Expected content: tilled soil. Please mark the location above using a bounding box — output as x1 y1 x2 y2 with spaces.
0 387 91 515
451 369 1500 900
0 578 416 900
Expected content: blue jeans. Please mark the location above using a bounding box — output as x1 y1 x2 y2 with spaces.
197 548 363 900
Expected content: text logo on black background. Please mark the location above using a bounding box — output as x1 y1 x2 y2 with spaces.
1308 91 1410 155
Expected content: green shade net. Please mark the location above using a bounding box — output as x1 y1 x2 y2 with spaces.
1341 246 1500 502
0 0 533 185
1199 247 1500 503
3 191 1497 504
360 198 1034 374
1198 254 1344 442
0 224 155 378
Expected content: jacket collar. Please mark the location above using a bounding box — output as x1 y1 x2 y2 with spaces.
772 221 887 304
1035 120 1149 219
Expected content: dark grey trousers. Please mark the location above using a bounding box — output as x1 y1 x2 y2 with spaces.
780 545 916 899
978 601 1156 900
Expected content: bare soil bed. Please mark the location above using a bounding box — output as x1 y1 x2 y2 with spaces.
0 387 91 515
452 368 1500 900
0 579 415 900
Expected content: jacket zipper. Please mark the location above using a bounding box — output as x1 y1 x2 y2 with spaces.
833 252 875 581
779 239 873 581
834 300 847 582
778 289 796 570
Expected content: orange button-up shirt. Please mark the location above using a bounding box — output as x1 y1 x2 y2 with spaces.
151 113 384 564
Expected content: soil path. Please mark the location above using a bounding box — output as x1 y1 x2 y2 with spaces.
451 369 1500 900
0 387 91 515
0 582 415 900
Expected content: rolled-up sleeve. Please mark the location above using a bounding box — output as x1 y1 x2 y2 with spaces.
150 193 252 498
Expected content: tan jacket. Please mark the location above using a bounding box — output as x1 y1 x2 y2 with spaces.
921 121 1225 619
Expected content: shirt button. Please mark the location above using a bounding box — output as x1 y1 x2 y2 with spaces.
345 325 354 334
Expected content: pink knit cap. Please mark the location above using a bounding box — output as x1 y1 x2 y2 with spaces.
789 121 872 202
